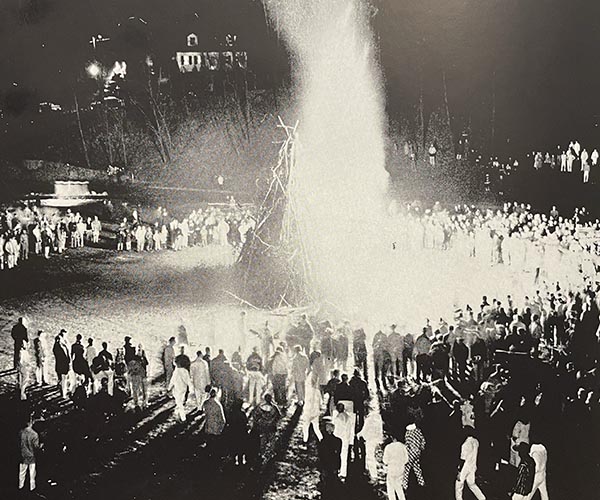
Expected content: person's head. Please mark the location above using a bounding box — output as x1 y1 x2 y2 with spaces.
341 374 348 383
218 349 224 355
332 369 340 378
124 336 132 345
324 418 335 434
196 350 203 358
169 337 176 346
59 329 66 337
76 334 82 342
136 344 144 355
336 402 345 413
264 393 273 405
209 389 217 398
205 347 211 354
87 338 93 346
101 377 109 389
102 341 108 350
464 425 476 439
353 369 361 379
252 346 259 354
180 346 186 354
514 441 530 460
18 317 24 324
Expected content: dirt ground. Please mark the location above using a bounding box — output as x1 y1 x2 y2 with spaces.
0 243 583 500
0 244 388 500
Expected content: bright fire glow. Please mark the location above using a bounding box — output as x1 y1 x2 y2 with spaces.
264 0 391 320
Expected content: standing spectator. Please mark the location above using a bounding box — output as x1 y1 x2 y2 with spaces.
402 333 414 378
128 344 149 410
333 324 349 371
72 334 90 387
452 337 469 379
190 350 211 410
350 369 369 434
429 143 437 166
527 442 548 500
250 394 281 463
318 418 342 493
168 361 194 422
512 442 536 500
246 347 264 406
388 324 404 377
403 421 426 489
383 434 408 500
32 330 45 386
123 336 135 364
353 328 368 377
18 344 31 400
91 342 114 395
202 389 226 453
228 398 250 466
18 417 42 494
333 402 353 480
414 328 432 382
91 216 102 243
162 337 176 390
270 346 289 406
373 329 389 386
303 372 324 442
291 345 309 405
11 317 28 369
53 335 70 397
455 426 486 500
175 345 191 372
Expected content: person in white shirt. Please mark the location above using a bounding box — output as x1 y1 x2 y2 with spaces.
383 435 408 500
333 402 353 480
190 350 211 410
526 443 548 500
455 426 486 500
591 149 599 166
168 363 195 421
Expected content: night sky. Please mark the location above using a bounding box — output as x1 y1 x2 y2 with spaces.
2 0 600 155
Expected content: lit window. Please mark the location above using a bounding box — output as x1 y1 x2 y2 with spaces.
187 33 198 47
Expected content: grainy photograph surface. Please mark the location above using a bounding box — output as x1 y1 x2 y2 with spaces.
0 1 599 499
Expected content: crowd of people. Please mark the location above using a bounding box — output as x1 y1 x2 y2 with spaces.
390 200 599 291
9 200 600 499
0 205 103 270
115 202 256 253
481 138 600 188
0 199 257 271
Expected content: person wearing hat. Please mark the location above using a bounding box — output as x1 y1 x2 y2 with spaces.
318 417 342 491
512 442 536 500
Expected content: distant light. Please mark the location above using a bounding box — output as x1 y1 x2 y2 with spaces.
87 62 102 78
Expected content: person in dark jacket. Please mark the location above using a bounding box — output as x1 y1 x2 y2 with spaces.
227 399 250 466
12 317 28 369
250 394 281 465
353 328 368 377
123 336 136 364
72 334 91 386
349 369 369 434
53 335 70 397
452 338 469 379
512 442 536 499
318 418 342 491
